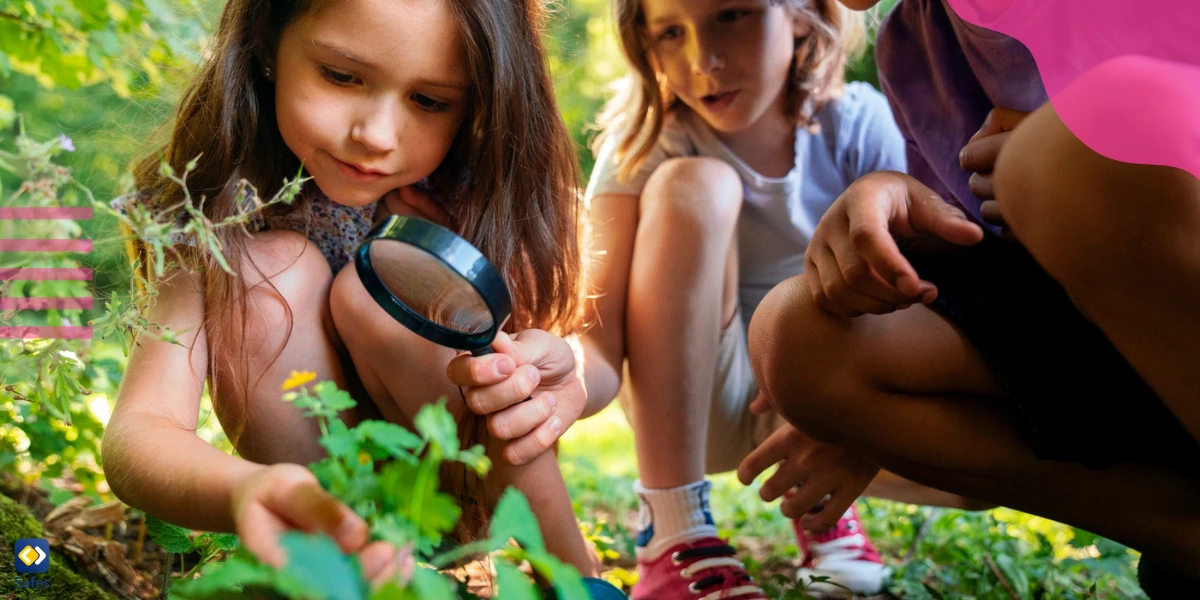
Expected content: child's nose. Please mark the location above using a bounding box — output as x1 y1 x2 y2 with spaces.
350 99 401 154
688 35 725 76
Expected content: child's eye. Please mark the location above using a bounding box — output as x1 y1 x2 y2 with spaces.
319 66 361 86
656 26 683 42
717 10 750 23
412 94 451 113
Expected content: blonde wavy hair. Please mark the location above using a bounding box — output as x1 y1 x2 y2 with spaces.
594 0 866 181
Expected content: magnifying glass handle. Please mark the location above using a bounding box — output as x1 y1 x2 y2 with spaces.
470 346 532 402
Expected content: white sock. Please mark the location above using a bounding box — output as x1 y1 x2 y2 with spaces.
634 479 718 561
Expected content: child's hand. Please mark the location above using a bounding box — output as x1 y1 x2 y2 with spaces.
377 185 451 227
804 170 984 317
446 330 585 466
737 421 879 532
231 464 401 582
959 107 1031 239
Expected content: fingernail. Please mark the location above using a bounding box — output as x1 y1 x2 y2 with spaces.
360 546 394 577
496 358 514 377
548 416 562 434
545 393 557 410
334 517 360 544
527 366 540 386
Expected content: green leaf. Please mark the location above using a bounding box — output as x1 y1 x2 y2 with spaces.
414 398 459 455
1070 528 1099 549
275 532 367 600
171 551 274 598
455 444 492 476
313 380 358 414
376 459 461 554
407 566 457 600
195 532 241 553
489 488 545 553
146 516 195 553
321 418 360 462
994 554 1031 599
356 420 423 461
495 561 540 600
526 551 588 600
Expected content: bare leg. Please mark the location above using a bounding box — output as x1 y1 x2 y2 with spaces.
209 229 353 465
329 262 598 576
750 276 1200 574
624 157 743 488
864 471 995 510
996 101 1200 440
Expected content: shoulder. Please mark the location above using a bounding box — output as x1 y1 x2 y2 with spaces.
821 82 897 136
587 109 699 199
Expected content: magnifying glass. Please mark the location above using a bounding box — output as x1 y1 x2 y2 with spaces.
354 214 512 358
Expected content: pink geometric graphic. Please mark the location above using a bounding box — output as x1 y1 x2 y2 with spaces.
0 239 93 252
0 326 93 339
947 0 1200 178
0 297 94 310
0 206 94 339
0 268 93 281
0 207 93 220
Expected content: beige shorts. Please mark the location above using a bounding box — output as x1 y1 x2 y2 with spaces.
617 310 783 475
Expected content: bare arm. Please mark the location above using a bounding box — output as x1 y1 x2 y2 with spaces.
101 267 262 533
578 193 640 418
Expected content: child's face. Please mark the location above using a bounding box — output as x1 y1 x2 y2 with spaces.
274 0 469 209
641 0 804 134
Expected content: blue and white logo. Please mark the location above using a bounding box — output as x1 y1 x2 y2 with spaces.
15 538 50 574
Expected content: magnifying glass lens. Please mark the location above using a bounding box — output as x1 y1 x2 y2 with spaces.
367 240 494 335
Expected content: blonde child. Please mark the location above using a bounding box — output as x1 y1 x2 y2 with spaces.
101 0 618 592
452 0 917 596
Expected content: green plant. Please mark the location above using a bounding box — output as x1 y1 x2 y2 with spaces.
0 126 302 502
163 377 590 600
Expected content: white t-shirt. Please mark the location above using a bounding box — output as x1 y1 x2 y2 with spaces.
587 81 907 329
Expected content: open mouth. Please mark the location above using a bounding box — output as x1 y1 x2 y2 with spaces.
701 90 739 111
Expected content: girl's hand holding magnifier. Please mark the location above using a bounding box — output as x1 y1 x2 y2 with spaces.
446 330 585 466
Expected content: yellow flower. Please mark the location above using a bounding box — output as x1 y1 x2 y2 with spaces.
281 370 317 390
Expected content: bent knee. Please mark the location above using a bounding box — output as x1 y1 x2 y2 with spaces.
748 276 860 441
241 229 334 315
641 157 743 232
996 98 1200 289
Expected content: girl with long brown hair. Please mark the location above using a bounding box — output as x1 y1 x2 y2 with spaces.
101 0 614 590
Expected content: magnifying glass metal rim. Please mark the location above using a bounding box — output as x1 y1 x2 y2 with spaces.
355 214 512 352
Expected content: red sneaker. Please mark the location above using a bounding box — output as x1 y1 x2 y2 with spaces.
793 504 891 595
632 537 767 600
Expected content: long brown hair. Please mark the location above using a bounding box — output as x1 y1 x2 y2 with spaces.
594 0 866 181
126 0 584 440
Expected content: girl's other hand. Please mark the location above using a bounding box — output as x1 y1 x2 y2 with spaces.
804 170 984 317
231 463 399 582
737 422 879 533
446 330 585 466
960 107 1031 240
379 185 451 227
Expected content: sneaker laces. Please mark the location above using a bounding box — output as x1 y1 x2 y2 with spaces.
808 533 870 566
671 544 768 600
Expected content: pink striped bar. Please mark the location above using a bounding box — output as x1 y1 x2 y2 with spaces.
0 268 93 281
0 297 93 310
0 207 93 220
0 326 93 339
0 239 93 252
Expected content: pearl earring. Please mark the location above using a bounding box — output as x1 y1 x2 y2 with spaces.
263 66 273 79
